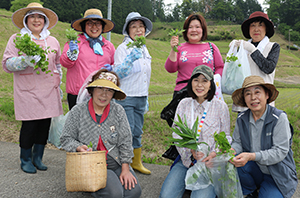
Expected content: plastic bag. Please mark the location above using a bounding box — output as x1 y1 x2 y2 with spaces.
213 74 224 101
185 152 243 198
222 40 251 95
48 112 69 149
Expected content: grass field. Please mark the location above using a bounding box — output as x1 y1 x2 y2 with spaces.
0 9 300 176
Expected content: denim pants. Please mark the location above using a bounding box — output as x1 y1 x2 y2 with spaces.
159 160 216 198
115 96 146 148
237 161 284 198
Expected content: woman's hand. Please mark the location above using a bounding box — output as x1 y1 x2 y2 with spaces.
202 152 216 168
191 149 204 161
119 164 137 190
76 145 92 152
230 152 255 167
170 36 179 49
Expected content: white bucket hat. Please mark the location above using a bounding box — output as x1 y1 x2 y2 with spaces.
122 12 152 37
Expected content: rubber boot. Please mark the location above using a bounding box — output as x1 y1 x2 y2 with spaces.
131 148 151 175
32 144 47 171
20 148 36 174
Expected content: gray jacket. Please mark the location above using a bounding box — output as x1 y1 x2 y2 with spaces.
60 101 133 165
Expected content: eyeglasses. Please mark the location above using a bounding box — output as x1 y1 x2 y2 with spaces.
95 87 115 95
129 25 145 31
86 21 102 28
28 14 45 20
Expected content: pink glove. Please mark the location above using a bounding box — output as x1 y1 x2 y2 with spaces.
242 41 256 53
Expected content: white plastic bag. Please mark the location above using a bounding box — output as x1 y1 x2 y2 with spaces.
48 112 69 149
222 40 251 95
213 74 224 101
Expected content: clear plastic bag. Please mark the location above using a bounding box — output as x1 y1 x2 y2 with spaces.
48 112 69 149
185 151 243 198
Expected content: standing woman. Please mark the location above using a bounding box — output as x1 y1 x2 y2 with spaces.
60 8 115 110
2 2 63 173
160 65 231 198
165 14 224 98
231 11 280 112
113 12 152 175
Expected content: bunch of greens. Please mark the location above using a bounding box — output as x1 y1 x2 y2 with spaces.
168 28 185 52
126 36 146 49
87 142 93 149
65 28 80 54
165 114 208 150
14 33 52 74
214 131 235 160
226 53 241 67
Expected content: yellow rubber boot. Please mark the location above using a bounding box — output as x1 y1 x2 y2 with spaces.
131 148 151 175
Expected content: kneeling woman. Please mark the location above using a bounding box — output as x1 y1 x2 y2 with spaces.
160 65 231 198
60 69 141 198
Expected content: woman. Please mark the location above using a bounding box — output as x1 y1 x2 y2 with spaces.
231 11 280 112
165 14 224 98
60 69 142 198
60 8 115 110
2 2 63 174
113 12 152 175
160 65 231 198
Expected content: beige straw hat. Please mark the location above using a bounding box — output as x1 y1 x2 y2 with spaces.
12 2 58 30
71 9 114 33
232 75 279 107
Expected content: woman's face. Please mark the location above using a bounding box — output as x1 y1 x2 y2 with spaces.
92 87 115 109
85 19 103 38
26 14 45 36
187 19 203 44
243 85 269 115
192 74 211 100
128 20 145 40
249 21 266 42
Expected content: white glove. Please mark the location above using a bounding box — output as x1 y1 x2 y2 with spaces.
229 40 241 48
242 41 256 53
23 55 41 67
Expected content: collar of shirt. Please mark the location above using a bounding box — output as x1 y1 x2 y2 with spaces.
249 105 269 125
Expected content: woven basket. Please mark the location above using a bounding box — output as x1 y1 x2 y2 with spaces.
65 151 107 192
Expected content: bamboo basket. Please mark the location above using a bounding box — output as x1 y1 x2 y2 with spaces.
65 151 107 192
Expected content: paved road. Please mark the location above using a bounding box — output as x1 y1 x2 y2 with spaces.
0 141 299 198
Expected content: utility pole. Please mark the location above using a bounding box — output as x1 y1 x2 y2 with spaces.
289 29 292 51
107 0 112 42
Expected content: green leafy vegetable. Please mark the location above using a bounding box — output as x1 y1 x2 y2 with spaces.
126 35 146 49
226 53 241 67
214 131 235 160
165 114 209 151
65 28 80 54
168 28 185 52
87 142 93 149
14 33 53 74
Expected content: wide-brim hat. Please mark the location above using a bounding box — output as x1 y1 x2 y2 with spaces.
86 79 126 100
12 2 58 30
241 11 274 39
232 75 279 107
122 12 152 37
71 9 114 33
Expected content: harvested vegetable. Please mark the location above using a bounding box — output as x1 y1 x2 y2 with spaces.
87 142 93 149
214 131 235 160
226 53 241 67
65 28 80 54
126 35 146 49
14 33 52 74
168 28 185 52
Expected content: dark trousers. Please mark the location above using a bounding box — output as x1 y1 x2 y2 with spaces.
67 93 78 110
20 118 51 149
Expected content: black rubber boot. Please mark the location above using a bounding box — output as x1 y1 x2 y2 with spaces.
20 148 36 174
32 144 47 171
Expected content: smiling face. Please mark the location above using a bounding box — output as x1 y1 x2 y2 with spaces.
244 85 269 116
85 19 103 38
26 14 45 38
128 20 145 40
249 21 266 42
92 87 115 113
192 74 211 103
187 19 203 44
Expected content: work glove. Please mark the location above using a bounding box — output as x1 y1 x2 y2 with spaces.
101 64 112 71
242 40 256 53
23 55 41 67
69 40 79 53
229 40 241 48
129 48 143 61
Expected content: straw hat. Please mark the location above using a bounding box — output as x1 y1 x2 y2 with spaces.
241 11 274 39
12 2 58 30
86 72 126 100
232 75 279 107
122 12 152 37
71 9 114 33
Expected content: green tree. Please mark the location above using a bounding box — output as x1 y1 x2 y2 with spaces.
0 0 11 10
10 0 43 12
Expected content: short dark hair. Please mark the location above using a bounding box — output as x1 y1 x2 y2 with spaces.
187 73 216 101
80 19 106 34
182 14 207 42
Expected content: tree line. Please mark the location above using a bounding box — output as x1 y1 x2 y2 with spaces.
1 0 300 44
